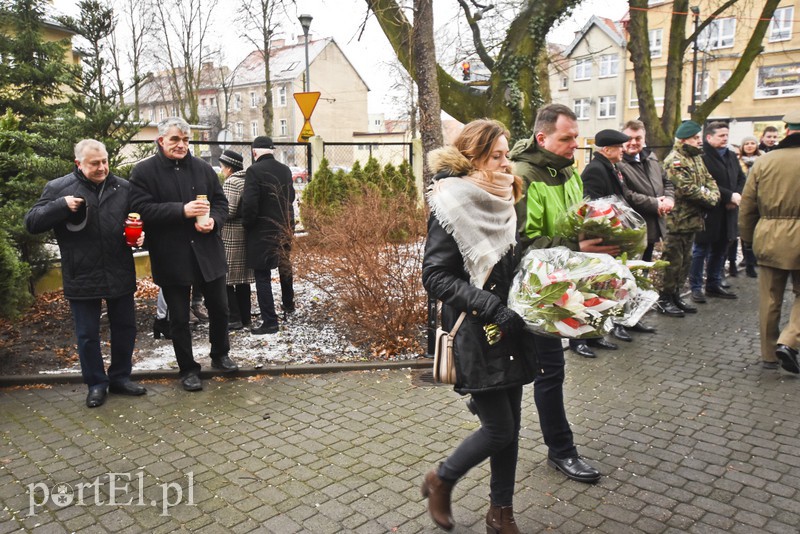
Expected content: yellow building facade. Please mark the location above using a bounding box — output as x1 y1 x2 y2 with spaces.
624 0 800 144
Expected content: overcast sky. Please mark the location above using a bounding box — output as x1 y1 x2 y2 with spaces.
53 0 629 115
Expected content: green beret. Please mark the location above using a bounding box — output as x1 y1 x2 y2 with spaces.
675 120 702 139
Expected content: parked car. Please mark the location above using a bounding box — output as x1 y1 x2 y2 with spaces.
331 165 352 174
290 166 309 184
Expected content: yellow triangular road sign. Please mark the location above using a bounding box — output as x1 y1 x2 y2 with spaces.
294 92 321 120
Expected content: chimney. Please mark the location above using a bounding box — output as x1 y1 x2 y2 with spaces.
297 33 311 44
270 38 285 49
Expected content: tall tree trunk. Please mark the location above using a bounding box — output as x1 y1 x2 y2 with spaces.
412 0 442 186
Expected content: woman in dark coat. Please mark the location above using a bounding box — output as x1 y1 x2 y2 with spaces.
421 119 532 534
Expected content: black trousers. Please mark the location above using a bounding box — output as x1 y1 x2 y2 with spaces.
226 284 251 325
278 250 294 310
530 334 578 459
162 274 229 375
438 385 522 506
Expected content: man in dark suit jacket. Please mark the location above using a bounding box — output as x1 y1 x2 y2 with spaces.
129 117 238 392
689 121 746 303
242 136 296 335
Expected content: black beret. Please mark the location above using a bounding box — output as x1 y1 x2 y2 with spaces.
595 129 630 147
219 150 243 170
252 136 274 149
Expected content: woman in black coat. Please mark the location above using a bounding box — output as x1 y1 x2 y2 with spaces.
421 119 532 534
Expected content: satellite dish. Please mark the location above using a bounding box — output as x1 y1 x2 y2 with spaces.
217 129 232 150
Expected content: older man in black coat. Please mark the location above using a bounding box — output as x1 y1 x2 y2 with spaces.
242 136 296 335
129 117 238 392
25 139 147 407
689 121 746 303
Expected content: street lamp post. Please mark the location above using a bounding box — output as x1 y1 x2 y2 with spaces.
689 6 700 115
298 14 313 92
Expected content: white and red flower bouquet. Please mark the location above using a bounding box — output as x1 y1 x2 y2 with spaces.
508 247 649 338
554 196 647 259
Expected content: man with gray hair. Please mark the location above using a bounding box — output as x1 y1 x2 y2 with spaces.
130 117 238 392
242 136 295 334
25 139 146 407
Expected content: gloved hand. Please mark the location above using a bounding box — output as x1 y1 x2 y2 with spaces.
493 305 526 337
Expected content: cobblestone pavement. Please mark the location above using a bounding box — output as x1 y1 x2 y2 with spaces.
2 275 799 533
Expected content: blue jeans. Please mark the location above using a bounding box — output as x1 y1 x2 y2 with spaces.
254 268 278 327
69 293 136 388
690 240 731 291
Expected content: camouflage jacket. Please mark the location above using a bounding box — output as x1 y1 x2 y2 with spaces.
662 141 720 234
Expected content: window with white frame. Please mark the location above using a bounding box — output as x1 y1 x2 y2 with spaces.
599 54 619 78
698 18 735 50
148 109 155 122
628 78 666 109
598 96 616 118
233 93 242 111
574 98 590 120
278 86 287 106
574 59 591 81
210 97 216 107
170 105 178 116
159 108 166 120
718 70 732 100
235 122 243 138
770 6 794 42
560 76 568 90
649 28 663 58
250 91 258 108
251 121 259 138
280 119 288 136
755 63 800 98
694 71 710 102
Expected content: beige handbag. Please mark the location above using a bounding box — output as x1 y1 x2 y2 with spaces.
432 268 493 385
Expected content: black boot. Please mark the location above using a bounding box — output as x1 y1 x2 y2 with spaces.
657 293 684 317
673 292 697 313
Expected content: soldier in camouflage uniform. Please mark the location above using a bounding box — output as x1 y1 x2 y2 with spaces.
657 120 720 317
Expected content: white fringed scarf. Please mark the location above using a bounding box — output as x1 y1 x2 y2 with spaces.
427 173 518 287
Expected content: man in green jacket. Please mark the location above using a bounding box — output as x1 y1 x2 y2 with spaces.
510 103 618 484
657 120 720 317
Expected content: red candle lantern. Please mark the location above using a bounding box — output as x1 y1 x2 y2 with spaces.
124 213 143 247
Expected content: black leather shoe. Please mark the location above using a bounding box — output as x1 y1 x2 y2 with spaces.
251 323 279 335
728 267 738 277
746 266 757 278
211 355 239 372
548 456 601 483
191 303 208 322
153 317 172 340
109 380 146 396
706 286 737 299
570 341 596 358
629 321 656 333
588 338 618 350
673 294 697 313
181 373 203 391
228 320 244 331
86 385 107 408
466 398 479 417
720 280 732 288
657 297 684 317
776 344 800 374
690 289 707 303
611 324 632 342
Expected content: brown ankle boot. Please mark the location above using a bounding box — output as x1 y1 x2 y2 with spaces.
486 503 520 534
421 469 454 531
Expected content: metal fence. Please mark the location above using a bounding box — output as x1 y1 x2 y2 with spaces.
322 142 413 173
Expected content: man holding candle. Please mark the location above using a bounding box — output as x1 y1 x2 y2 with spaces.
25 139 146 407
130 117 238 392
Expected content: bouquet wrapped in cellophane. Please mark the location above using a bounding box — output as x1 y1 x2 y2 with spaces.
508 247 654 338
554 196 647 259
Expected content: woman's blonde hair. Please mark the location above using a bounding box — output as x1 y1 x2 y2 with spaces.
453 119 510 168
453 118 523 201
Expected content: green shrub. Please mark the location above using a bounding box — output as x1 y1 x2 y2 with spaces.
0 231 32 319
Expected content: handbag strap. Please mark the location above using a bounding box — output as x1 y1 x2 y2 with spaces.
447 266 496 337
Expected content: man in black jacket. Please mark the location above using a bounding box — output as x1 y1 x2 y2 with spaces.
242 136 295 335
25 140 147 407
689 122 746 303
130 117 238 392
